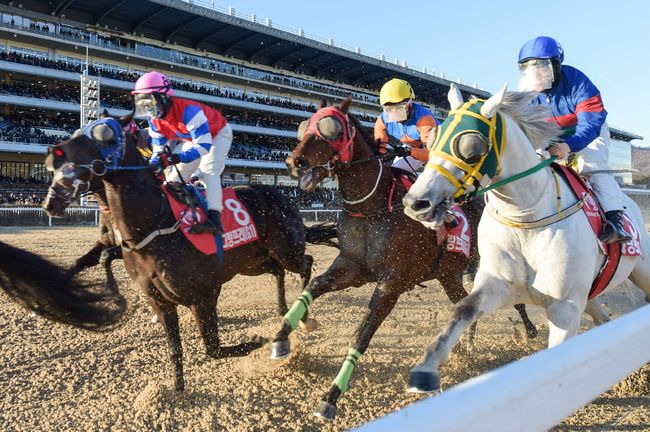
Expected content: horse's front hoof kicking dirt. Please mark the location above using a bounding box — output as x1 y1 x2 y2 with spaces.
269 339 291 360
406 370 441 394
313 400 336 421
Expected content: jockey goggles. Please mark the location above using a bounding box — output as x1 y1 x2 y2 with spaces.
383 100 411 122
134 93 164 119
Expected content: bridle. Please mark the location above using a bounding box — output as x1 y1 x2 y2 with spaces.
299 107 386 206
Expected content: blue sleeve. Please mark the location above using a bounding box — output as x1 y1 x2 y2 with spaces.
564 70 607 152
177 105 213 163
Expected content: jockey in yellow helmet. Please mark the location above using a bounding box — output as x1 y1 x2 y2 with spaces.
374 78 438 174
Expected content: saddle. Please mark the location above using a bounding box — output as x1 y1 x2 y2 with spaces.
552 163 641 298
161 182 259 255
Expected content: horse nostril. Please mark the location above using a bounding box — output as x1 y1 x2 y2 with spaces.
412 199 432 212
294 157 309 169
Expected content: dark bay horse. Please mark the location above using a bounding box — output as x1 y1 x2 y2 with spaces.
43 133 335 318
269 98 536 420
0 240 125 330
44 115 331 391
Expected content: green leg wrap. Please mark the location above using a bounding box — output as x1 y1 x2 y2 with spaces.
332 348 362 393
284 291 313 330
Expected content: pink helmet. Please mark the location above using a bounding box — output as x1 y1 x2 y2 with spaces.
131 71 174 96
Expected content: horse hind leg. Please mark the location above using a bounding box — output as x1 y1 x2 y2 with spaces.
190 289 266 360
584 298 611 326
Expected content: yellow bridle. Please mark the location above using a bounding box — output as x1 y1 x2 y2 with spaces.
425 100 506 199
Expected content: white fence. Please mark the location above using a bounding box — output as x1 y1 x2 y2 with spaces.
0 206 339 226
355 304 650 432
0 206 99 226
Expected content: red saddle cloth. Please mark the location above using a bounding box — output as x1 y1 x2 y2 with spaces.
161 185 259 255
393 168 471 258
553 164 641 299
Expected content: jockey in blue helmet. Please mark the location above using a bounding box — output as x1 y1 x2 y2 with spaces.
518 36 631 244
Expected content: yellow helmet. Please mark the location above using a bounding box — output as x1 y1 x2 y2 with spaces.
379 78 415 106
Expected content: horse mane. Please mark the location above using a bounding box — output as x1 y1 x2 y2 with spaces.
495 91 561 149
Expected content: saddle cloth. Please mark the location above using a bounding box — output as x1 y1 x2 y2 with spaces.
553 164 641 299
392 167 471 258
161 184 259 255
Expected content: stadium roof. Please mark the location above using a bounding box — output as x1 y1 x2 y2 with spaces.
3 0 489 106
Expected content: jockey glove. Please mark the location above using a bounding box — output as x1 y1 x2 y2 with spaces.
150 152 181 172
394 145 412 158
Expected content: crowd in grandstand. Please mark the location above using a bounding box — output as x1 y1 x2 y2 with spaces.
0 51 377 121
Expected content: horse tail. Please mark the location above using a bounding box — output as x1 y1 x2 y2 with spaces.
0 240 126 331
304 222 339 249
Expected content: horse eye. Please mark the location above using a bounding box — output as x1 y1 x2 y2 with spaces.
453 133 488 164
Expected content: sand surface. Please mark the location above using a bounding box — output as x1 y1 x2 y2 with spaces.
1 226 650 431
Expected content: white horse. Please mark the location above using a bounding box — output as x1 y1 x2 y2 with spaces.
401 84 650 392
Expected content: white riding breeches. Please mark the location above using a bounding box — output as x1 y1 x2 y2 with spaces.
164 124 233 211
576 123 623 212
392 155 423 173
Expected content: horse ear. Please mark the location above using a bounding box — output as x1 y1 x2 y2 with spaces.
340 96 353 113
118 111 135 128
297 120 309 141
100 109 110 119
319 99 328 109
480 83 508 119
448 83 464 110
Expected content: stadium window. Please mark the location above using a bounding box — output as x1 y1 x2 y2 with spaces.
30 162 49 182
10 46 48 58
0 161 30 180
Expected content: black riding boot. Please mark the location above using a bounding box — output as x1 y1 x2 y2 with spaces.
188 210 224 235
599 210 632 244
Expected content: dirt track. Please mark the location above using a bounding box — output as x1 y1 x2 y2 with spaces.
2 226 650 431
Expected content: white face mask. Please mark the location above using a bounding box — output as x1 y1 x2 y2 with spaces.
518 58 554 92
383 101 410 122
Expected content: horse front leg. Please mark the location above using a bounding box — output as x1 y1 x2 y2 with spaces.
64 242 106 278
148 298 184 392
314 280 402 421
546 298 583 347
269 256 366 360
407 273 513 393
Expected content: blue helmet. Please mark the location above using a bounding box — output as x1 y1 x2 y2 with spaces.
518 36 564 64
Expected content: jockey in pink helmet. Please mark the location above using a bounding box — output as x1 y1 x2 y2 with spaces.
132 71 232 235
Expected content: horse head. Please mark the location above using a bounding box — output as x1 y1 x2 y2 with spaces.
43 113 138 216
286 97 359 191
403 84 509 229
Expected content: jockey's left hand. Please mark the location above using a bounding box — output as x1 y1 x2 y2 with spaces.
548 142 571 159
151 153 181 172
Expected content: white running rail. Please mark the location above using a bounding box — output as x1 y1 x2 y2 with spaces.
354 304 650 432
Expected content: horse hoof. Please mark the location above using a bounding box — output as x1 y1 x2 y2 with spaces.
269 339 291 360
406 370 441 394
313 400 336 421
299 317 319 333
150 314 159 324
526 328 539 340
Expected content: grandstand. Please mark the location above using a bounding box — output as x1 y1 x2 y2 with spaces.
0 0 642 209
